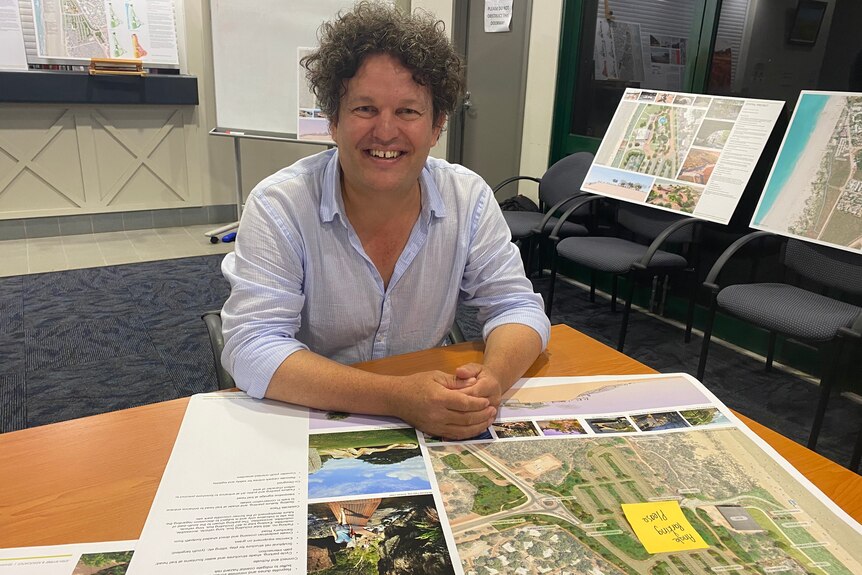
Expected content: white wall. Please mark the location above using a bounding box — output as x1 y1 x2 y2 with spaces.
0 0 561 220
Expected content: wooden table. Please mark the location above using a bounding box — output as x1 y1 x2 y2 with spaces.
1 324 859 548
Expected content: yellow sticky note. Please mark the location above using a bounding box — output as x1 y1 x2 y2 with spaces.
621 501 709 554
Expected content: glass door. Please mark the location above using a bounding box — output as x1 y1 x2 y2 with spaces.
551 0 721 161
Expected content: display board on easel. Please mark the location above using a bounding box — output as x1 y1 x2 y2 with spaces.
581 88 785 224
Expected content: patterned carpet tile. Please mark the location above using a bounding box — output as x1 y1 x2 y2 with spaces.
0 372 26 433
25 354 178 428
0 331 24 374
23 291 143 330
149 326 219 395
23 267 131 298
25 315 157 372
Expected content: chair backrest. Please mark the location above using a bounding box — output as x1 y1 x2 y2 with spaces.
616 203 696 244
784 239 862 295
201 310 236 390
538 152 595 207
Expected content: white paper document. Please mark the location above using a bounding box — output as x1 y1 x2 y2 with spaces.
0 540 136 574
127 392 309 574
0 0 27 70
484 0 512 32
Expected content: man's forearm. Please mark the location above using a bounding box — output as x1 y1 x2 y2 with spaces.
264 349 401 415
482 323 544 393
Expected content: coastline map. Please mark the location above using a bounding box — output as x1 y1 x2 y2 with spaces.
752 91 862 253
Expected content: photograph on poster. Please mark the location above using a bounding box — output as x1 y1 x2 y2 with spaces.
752 91 862 252
308 428 430 499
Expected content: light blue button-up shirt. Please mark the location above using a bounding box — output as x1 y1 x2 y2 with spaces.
221 149 550 399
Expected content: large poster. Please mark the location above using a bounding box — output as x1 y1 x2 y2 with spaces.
585 89 784 224
30 0 178 66
752 91 862 253
7 376 861 574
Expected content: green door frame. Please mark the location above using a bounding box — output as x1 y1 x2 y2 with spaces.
550 0 723 163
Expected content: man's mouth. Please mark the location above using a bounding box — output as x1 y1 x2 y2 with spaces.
368 149 403 159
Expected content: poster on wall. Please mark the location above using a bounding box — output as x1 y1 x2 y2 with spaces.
0 0 28 70
297 47 334 143
594 17 644 82
751 91 862 253
583 88 784 224
641 33 687 91
29 0 178 66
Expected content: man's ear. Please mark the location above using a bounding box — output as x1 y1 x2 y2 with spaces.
329 120 338 140
432 115 447 144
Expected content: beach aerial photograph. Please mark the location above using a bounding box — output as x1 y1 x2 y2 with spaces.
753 92 862 251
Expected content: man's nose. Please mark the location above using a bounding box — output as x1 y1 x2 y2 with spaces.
372 111 398 141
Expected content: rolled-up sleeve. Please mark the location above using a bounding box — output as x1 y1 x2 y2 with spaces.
220 189 309 399
460 185 551 350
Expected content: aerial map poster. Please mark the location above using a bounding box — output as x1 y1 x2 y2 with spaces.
30 0 178 65
3 377 861 575
752 91 862 253
585 88 784 224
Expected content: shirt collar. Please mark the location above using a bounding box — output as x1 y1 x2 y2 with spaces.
320 150 447 225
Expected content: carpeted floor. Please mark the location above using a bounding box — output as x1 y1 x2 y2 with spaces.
0 254 858 471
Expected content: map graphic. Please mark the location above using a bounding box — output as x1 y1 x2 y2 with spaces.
30 0 178 65
753 92 862 253
588 89 784 224
609 103 705 179
426 428 862 575
32 0 109 58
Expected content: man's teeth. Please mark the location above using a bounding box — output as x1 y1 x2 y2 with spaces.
370 150 401 158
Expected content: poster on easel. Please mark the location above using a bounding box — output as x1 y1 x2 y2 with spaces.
297 46 334 143
29 0 178 66
751 91 862 253
582 88 784 224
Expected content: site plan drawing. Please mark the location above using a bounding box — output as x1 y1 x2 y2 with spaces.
752 91 862 253
422 374 862 575
30 0 178 65
588 88 784 224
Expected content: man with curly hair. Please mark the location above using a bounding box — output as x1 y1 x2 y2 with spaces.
220 2 549 439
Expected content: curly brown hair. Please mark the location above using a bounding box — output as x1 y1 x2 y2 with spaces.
301 1 464 127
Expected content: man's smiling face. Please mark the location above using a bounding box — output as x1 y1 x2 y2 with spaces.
331 53 443 199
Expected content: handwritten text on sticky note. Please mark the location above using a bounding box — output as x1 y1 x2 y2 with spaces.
621 501 709 554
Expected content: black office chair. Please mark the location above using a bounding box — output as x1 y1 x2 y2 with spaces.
842 391 862 473
201 311 469 391
202 310 236 390
493 152 595 275
546 200 701 351
697 232 862 453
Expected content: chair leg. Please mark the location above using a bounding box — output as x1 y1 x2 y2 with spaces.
765 332 777 372
684 270 696 343
590 271 597 302
618 275 636 352
808 342 842 450
696 298 719 381
523 237 534 278
545 247 560 317
611 275 618 312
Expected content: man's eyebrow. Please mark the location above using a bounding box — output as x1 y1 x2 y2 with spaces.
344 95 429 109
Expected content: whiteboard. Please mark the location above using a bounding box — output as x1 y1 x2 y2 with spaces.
210 0 354 135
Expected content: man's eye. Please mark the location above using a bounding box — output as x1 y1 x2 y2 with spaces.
353 106 376 117
398 109 421 118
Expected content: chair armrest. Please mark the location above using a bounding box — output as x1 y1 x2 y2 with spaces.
492 175 541 195
701 231 777 291
632 218 701 270
549 195 604 241
532 192 590 235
